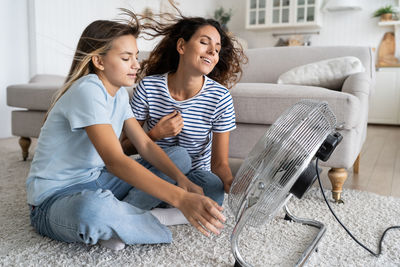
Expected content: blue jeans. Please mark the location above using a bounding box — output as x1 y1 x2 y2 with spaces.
29 146 189 245
123 159 225 209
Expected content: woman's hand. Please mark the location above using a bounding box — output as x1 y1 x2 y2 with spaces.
223 177 233 193
148 111 184 141
177 192 226 237
177 178 204 195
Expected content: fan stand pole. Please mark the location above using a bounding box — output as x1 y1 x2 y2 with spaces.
284 205 326 267
231 206 249 267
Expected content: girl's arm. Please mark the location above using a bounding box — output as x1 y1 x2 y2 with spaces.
122 118 202 194
211 132 234 193
86 121 225 237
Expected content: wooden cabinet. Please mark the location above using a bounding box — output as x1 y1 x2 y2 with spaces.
246 0 322 29
368 68 400 125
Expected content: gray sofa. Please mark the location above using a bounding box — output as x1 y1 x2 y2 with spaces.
7 46 375 202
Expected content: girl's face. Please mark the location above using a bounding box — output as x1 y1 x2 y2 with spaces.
98 34 140 94
178 25 221 76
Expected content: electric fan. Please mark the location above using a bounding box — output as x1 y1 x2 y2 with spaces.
228 99 342 267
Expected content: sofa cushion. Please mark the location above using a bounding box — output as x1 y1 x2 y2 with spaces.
277 56 365 90
230 83 361 129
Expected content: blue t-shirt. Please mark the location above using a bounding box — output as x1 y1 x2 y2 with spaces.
131 74 236 171
26 74 134 206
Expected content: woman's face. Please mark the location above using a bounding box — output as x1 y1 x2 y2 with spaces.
178 25 221 76
98 34 140 94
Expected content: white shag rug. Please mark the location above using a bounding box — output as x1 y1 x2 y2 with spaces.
1 138 399 267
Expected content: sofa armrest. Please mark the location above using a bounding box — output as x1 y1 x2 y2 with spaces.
342 72 372 97
340 72 371 132
7 83 61 110
29 74 65 84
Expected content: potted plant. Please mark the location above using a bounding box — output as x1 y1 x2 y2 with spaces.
373 5 396 21
214 7 233 30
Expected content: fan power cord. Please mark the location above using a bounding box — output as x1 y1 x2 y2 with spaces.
315 158 400 257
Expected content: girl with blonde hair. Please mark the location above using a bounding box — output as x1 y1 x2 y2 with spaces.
26 11 225 251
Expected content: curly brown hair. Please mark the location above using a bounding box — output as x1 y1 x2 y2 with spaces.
140 15 247 89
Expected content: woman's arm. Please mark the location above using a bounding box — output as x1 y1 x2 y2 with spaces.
211 131 234 193
86 122 225 237
120 111 183 155
147 111 184 141
120 120 144 155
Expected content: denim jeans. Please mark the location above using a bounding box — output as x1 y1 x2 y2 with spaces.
29 146 189 245
123 162 225 209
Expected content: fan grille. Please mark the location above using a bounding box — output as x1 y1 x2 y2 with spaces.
228 100 336 227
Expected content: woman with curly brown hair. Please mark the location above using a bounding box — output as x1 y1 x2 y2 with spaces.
122 14 247 211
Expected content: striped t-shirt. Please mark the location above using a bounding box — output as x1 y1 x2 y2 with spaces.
131 73 236 171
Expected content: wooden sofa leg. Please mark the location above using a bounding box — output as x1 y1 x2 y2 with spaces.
328 168 348 203
19 137 31 161
353 154 360 174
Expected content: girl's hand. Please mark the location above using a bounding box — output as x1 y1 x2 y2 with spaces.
177 178 204 195
148 111 184 140
177 192 226 237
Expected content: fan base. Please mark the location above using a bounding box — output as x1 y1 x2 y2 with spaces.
233 260 241 267
231 203 326 267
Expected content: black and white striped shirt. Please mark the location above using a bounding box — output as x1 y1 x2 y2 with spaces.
131 73 236 170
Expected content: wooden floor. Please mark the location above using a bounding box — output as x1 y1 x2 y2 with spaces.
319 124 400 198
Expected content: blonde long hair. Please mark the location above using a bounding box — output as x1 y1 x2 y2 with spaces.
45 9 140 121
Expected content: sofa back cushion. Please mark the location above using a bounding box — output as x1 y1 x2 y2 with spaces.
240 46 374 84
231 82 361 129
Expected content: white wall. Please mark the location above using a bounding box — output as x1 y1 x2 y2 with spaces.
0 0 30 138
31 0 144 76
223 0 396 51
31 0 218 76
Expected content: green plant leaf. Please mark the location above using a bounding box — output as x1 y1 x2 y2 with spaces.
373 5 395 18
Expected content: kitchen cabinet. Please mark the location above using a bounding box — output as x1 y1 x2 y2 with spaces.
246 0 322 29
